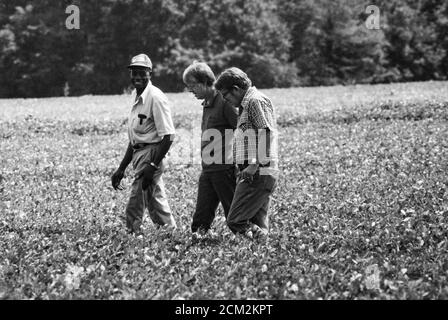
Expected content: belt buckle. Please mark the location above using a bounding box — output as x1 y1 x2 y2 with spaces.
259 162 271 168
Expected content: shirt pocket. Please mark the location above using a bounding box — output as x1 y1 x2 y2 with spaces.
237 120 250 132
134 112 151 134
236 111 250 131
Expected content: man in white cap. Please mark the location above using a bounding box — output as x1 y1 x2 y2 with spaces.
111 53 177 234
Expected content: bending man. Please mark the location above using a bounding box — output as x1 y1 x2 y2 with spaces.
215 67 279 240
183 62 238 238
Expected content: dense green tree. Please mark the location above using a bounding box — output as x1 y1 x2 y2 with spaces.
377 0 447 81
0 1 87 97
0 0 447 97
80 0 184 94
160 0 299 90
278 0 389 85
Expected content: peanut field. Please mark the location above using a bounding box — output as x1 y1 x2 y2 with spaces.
0 81 447 299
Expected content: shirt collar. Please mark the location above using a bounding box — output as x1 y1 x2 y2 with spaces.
240 86 256 109
202 90 219 108
133 80 152 105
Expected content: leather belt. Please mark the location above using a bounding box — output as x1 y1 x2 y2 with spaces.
238 162 271 171
133 143 152 150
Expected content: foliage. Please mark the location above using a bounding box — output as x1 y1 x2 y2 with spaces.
157 0 299 90
1 81 448 299
377 0 448 81
278 0 390 85
0 1 87 98
1 0 448 97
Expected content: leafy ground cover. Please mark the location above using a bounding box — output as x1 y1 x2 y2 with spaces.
0 81 447 299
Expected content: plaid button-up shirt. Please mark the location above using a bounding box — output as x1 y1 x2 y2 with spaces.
233 87 279 171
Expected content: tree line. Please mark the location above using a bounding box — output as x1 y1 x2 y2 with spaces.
0 0 447 98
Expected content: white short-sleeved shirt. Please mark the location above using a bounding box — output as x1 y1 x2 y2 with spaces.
128 81 176 145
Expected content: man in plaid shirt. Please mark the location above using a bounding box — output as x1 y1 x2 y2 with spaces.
215 67 279 241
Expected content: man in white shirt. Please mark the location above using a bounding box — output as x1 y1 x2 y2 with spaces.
111 54 177 234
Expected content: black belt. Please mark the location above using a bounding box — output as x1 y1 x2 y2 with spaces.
237 162 271 171
133 143 157 150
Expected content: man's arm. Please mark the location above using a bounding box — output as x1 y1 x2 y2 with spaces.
112 142 133 190
137 93 175 190
239 101 273 182
150 93 175 166
138 134 175 190
249 100 274 164
145 134 175 167
119 143 134 171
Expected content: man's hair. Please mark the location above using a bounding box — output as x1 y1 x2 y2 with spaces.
214 67 252 91
183 61 216 86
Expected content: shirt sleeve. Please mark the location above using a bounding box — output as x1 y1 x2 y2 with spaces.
248 99 274 130
151 93 176 137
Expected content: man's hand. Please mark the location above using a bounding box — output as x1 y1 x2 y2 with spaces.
135 164 156 190
238 164 258 184
111 169 125 190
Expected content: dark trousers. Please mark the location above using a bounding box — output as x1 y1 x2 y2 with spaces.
226 171 277 234
191 167 237 233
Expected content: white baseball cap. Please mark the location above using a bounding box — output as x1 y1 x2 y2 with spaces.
128 53 153 69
